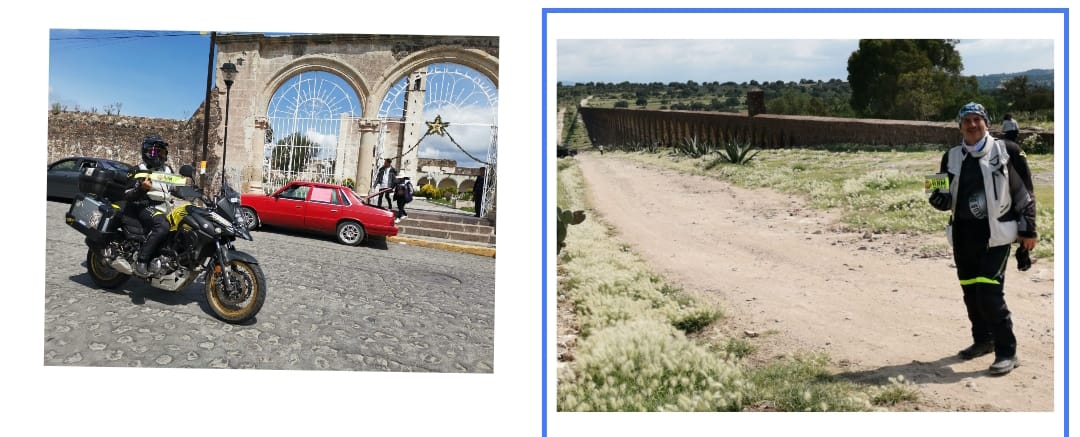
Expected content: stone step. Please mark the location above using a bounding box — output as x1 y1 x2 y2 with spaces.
397 224 496 246
405 209 493 226
391 208 497 247
399 217 495 235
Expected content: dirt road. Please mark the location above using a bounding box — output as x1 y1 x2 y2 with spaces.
574 153 1055 412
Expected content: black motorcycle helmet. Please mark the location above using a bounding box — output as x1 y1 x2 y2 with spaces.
141 135 169 168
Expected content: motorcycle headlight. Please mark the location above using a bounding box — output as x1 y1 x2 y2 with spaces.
208 211 234 228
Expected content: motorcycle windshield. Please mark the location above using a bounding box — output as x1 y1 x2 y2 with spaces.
216 182 241 222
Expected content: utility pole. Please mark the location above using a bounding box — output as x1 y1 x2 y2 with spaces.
201 31 217 190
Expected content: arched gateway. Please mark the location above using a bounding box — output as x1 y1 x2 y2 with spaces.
208 33 498 216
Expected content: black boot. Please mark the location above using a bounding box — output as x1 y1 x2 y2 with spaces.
989 355 1019 375
958 342 994 360
134 261 151 278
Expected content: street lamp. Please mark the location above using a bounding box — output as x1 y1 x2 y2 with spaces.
220 62 238 188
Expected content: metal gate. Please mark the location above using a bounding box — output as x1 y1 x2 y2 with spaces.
375 63 498 217
262 71 362 194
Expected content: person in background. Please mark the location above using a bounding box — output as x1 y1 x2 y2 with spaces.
372 158 397 210
393 176 414 223
472 169 486 218
1001 113 1020 142
928 102 1037 376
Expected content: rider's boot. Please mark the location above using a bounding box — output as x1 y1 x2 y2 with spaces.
134 261 151 277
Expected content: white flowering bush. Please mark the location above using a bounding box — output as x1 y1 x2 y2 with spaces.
557 319 748 412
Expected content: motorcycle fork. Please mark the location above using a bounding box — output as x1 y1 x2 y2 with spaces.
212 241 238 295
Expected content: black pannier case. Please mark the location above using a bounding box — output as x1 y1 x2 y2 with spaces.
66 193 120 241
78 167 128 200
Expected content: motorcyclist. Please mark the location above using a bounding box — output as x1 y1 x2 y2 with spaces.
125 134 174 277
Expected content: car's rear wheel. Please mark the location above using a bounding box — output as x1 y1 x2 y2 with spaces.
238 206 260 231
336 220 365 246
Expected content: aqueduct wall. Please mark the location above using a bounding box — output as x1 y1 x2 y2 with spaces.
578 107 1054 149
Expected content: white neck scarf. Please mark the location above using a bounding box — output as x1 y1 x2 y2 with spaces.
963 133 989 154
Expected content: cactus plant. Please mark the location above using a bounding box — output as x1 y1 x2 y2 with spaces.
557 207 587 254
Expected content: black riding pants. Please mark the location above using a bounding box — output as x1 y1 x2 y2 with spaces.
952 220 1016 358
137 206 170 263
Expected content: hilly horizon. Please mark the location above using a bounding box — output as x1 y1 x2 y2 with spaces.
560 68 1055 90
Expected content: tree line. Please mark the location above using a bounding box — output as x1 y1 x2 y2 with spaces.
558 39 1053 123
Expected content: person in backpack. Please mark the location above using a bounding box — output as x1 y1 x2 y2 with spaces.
125 134 175 278
927 102 1037 376
393 176 414 223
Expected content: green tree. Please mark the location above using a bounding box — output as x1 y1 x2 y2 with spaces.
271 132 318 173
847 39 971 119
1000 76 1030 110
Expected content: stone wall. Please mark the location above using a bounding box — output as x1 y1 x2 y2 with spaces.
579 107 1054 149
48 99 222 172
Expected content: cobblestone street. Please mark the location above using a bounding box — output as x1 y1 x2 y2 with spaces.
44 200 495 373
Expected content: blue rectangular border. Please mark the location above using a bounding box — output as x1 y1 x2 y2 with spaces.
542 7 1068 436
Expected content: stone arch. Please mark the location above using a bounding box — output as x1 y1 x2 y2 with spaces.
367 46 499 112
437 177 458 192
258 56 372 119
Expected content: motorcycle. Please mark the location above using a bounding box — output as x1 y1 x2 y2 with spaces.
65 164 266 324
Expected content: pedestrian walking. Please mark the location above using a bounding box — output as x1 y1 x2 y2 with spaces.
393 177 414 223
373 158 397 210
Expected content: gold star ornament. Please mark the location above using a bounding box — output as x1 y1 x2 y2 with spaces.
425 115 450 136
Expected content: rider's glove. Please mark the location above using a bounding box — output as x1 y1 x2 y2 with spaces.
1015 246 1032 271
928 191 951 211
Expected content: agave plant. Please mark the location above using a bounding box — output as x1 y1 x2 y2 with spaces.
677 136 711 158
718 141 759 165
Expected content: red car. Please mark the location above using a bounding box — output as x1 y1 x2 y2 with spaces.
238 181 398 246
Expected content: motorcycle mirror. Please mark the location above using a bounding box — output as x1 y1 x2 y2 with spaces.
179 164 196 178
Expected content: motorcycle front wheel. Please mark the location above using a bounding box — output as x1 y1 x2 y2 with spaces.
204 259 266 324
86 248 131 289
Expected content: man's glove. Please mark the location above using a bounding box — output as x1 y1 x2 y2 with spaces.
1015 247 1032 271
928 191 952 211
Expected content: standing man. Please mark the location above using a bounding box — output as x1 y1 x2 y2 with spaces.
928 102 1037 376
372 158 397 211
472 169 486 218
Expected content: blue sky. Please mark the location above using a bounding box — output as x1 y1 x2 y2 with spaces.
49 29 498 167
49 29 213 120
557 39 1055 84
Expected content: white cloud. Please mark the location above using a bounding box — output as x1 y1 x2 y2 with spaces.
559 38 1054 83
956 39 1054 76
416 103 495 168
302 128 339 149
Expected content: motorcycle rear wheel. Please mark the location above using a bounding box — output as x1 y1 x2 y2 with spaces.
205 259 266 324
86 248 131 289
